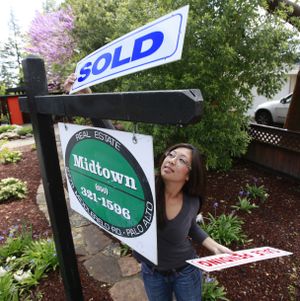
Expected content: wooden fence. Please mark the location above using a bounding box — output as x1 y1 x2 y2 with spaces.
245 123 300 179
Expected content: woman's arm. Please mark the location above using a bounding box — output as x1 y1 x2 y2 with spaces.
190 220 232 255
189 219 209 244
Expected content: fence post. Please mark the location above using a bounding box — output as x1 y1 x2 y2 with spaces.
22 55 84 300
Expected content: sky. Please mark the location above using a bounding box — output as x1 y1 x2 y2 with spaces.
0 0 62 44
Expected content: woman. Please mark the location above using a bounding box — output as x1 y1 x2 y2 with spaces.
134 143 232 301
63 75 231 300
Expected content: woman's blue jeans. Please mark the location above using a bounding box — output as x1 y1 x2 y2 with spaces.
141 262 202 301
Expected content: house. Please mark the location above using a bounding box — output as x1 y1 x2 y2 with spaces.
247 64 299 117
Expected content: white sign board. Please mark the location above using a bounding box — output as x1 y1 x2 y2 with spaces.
58 123 157 264
70 5 189 94
187 247 292 272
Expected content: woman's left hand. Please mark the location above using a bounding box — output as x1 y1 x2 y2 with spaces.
212 243 233 255
202 237 233 255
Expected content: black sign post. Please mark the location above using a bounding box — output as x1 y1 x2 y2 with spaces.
20 55 203 300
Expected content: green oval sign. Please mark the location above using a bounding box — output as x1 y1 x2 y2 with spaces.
65 128 154 238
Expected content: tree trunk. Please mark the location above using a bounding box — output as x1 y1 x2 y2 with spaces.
284 70 300 131
266 1 300 131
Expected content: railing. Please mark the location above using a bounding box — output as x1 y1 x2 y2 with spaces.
245 123 300 179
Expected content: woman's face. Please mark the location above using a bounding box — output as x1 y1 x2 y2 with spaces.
160 147 192 184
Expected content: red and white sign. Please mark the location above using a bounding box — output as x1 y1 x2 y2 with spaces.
187 247 292 272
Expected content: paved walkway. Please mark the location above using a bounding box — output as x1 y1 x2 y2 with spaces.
4 129 148 301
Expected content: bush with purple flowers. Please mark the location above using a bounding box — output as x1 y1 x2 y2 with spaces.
196 175 273 298
245 182 269 203
202 273 229 300
231 196 259 213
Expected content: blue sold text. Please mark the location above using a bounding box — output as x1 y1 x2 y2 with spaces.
78 31 164 82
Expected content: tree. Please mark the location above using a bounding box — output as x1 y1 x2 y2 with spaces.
0 84 6 95
62 0 123 92
284 70 300 131
0 10 24 88
42 0 61 13
111 0 299 169
266 0 300 29
26 6 77 91
28 0 299 169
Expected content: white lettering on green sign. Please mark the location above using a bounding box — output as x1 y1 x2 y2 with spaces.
72 154 137 190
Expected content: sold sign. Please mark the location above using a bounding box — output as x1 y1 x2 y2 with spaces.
70 5 189 94
58 123 157 264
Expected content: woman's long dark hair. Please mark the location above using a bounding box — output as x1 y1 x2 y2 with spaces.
156 143 206 229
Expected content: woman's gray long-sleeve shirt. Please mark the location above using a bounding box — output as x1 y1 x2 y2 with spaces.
134 194 208 271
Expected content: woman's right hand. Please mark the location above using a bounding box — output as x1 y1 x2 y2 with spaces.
63 73 92 94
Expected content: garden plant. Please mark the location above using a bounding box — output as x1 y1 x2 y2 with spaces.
231 196 259 213
0 178 27 203
0 226 59 300
196 179 274 299
0 147 22 165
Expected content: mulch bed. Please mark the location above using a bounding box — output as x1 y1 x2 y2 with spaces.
0 146 299 300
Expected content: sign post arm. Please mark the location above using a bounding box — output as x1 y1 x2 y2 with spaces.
22 56 84 301
19 89 203 125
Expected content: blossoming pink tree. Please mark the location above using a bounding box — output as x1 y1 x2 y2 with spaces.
26 6 77 91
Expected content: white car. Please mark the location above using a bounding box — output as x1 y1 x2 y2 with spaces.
254 93 292 125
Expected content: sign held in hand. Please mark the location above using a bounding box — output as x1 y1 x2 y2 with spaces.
187 247 292 272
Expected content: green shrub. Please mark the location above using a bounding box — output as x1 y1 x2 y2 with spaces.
0 125 16 134
16 126 33 136
21 239 59 274
134 120 250 170
202 275 229 301
73 116 91 125
0 139 8 148
120 243 131 256
231 196 259 213
0 148 22 164
288 264 298 301
0 178 27 202
0 225 33 260
0 227 58 299
245 183 269 203
0 114 10 125
201 213 249 246
0 273 19 301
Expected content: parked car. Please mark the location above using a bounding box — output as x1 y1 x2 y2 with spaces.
254 93 292 125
